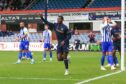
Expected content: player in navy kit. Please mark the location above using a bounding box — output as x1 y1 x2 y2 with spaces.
38 13 71 75
111 25 121 66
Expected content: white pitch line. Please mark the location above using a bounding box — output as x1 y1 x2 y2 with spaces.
0 76 80 81
76 70 123 84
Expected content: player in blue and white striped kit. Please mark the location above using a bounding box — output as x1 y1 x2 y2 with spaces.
15 22 34 64
100 17 116 70
42 24 52 61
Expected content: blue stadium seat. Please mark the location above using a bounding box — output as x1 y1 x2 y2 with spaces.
88 0 121 8
31 0 88 10
30 0 120 10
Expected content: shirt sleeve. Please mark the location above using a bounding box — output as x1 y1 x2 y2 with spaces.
109 20 117 27
23 28 28 35
48 30 52 37
41 17 55 28
100 21 108 29
64 27 71 42
43 31 45 38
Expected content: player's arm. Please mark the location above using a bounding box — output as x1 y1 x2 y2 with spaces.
15 29 28 41
41 32 45 42
60 27 71 46
21 29 28 39
101 20 108 29
37 13 55 27
49 30 52 44
109 19 117 27
64 29 72 43
15 35 21 41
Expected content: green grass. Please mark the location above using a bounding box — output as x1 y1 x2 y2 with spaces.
0 51 125 84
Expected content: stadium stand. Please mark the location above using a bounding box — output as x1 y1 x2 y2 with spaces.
0 0 120 44
0 31 14 37
30 0 121 10
88 0 121 8
31 0 88 10
0 32 102 43
0 0 121 11
0 0 33 11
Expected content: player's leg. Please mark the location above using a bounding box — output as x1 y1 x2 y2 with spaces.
57 52 63 61
101 52 106 70
43 43 48 61
62 52 69 75
62 45 70 75
114 45 121 66
16 42 24 64
48 43 52 61
118 45 121 55
107 42 116 70
26 50 34 64
17 50 23 64
25 41 34 64
101 42 107 70
22 52 27 60
49 49 52 61
113 49 116 64
57 45 63 61
43 49 47 61
113 46 119 66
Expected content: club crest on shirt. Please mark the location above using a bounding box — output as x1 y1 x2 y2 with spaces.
61 28 64 31
56 28 64 33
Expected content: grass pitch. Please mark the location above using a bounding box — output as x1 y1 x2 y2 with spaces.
0 51 125 84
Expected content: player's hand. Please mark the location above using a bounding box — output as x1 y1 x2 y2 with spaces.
50 44 53 48
112 37 116 41
15 38 20 42
117 36 121 40
107 18 111 23
39 40 42 42
104 17 108 21
96 41 101 45
61 41 65 46
36 13 43 18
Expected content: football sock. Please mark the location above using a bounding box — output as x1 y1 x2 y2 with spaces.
27 51 33 59
44 51 46 59
50 51 52 58
114 56 119 64
64 59 68 70
23 52 26 57
108 55 114 66
18 52 23 59
107 55 110 64
101 55 105 66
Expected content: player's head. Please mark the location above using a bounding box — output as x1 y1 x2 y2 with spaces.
44 24 49 30
28 24 32 29
107 18 112 23
57 16 64 24
19 22 25 28
102 16 109 23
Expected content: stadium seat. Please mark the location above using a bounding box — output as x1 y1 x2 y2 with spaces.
31 0 88 10
88 0 121 8
30 0 121 10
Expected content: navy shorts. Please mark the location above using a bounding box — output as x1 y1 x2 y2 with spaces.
57 44 69 53
113 43 121 52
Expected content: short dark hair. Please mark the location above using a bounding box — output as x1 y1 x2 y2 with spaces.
20 21 25 24
58 15 64 20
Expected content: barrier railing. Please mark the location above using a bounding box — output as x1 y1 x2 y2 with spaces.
0 7 121 14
